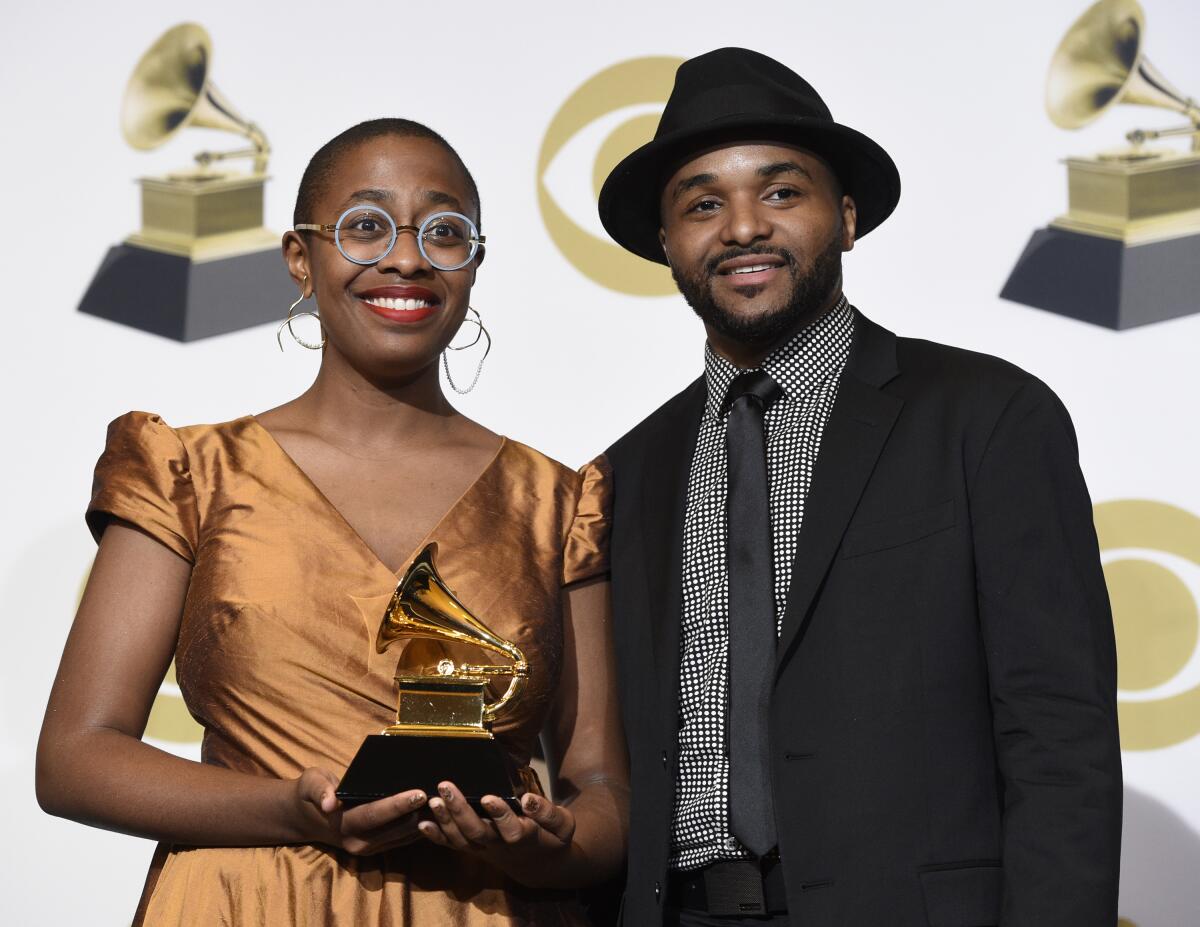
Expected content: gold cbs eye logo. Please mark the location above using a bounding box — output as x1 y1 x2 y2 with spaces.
1095 500 1200 751
538 56 683 296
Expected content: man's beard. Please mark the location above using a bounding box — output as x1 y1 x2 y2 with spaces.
670 232 844 348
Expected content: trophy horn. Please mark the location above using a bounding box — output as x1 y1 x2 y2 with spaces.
379 544 529 721
120 23 270 173
1046 0 1200 146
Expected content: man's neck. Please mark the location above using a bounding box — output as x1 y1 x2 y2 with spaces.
705 288 845 369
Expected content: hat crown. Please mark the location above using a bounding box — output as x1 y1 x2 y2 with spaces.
656 47 833 139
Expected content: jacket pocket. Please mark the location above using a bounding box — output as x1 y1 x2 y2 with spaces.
841 499 955 558
918 863 1002 927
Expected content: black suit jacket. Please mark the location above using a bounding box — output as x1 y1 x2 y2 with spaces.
604 314 1122 927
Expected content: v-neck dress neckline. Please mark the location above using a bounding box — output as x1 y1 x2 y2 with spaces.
246 415 509 576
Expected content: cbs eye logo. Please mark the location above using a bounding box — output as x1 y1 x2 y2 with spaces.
1096 500 1200 751
538 56 682 297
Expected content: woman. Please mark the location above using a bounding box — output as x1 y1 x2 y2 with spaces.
36 119 627 925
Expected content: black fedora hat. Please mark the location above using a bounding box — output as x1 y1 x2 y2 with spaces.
598 47 900 265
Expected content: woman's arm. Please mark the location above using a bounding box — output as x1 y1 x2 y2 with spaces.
36 521 426 852
419 576 630 888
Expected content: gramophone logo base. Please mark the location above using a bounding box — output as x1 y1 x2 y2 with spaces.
1003 149 1200 330
78 242 295 342
1001 225 1200 330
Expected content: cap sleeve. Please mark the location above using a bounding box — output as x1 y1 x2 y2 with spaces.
86 412 198 562
563 454 612 586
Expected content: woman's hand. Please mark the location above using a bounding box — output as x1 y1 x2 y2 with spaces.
417 781 575 881
293 767 428 855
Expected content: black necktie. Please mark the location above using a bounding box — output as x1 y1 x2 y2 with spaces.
724 369 782 857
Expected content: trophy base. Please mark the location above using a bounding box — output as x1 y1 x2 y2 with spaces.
77 242 294 341
336 734 526 813
1000 225 1200 330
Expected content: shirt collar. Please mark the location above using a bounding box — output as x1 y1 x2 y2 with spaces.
703 294 855 421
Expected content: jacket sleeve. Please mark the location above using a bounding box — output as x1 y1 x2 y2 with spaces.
969 379 1122 926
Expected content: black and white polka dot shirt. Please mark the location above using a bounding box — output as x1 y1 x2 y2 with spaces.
670 296 855 871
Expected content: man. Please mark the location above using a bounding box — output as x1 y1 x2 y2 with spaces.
594 48 1121 926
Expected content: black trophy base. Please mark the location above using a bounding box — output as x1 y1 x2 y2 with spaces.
337 734 525 813
78 243 296 342
1000 226 1200 330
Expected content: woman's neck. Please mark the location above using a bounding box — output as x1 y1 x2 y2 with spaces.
285 349 461 454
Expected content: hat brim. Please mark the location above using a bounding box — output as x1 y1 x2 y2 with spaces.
598 114 901 265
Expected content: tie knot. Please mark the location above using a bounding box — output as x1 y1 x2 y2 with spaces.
722 369 782 417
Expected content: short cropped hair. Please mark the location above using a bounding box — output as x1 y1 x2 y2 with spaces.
293 118 481 230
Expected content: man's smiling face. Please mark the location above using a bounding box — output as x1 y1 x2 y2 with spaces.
658 141 856 355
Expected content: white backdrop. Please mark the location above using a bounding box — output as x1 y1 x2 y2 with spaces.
2 1 1199 923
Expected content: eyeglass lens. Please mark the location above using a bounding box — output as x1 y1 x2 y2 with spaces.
335 206 478 270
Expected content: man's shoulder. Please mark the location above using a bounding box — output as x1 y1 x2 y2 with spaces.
880 329 1073 446
894 334 1033 389
886 329 1059 408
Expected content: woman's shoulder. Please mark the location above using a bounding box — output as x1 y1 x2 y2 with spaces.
496 437 583 492
497 439 611 525
99 411 267 484
104 410 259 450
495 440 612 584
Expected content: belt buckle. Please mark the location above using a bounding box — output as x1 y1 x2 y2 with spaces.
703 859 766 917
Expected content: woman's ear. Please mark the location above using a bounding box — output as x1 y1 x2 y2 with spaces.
282 231 312 292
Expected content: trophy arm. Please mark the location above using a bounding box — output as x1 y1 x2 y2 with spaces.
481 661 530 723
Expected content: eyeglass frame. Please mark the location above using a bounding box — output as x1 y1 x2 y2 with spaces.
295 204 485 271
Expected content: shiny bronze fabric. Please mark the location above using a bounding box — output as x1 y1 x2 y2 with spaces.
87 412 610 926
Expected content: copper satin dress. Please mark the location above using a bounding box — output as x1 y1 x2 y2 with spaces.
86 412 611 927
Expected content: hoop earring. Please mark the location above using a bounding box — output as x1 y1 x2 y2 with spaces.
442 307 491 395
276 275 324 351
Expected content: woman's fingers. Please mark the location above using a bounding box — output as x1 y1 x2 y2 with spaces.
297 767 340 812
434 782 497 847
481 796 534 844
522 793 575 844
418 819 449 846
426 794 472 848
340 789 427 835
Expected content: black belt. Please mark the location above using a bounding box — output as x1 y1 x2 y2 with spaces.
668 855 788 916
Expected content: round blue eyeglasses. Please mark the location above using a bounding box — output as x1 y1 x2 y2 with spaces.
296 205 484 271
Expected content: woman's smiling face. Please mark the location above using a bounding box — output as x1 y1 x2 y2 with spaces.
284 134 482 383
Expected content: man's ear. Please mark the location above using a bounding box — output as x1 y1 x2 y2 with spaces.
282 231 312 292
658 227 671 265
841 195 857 252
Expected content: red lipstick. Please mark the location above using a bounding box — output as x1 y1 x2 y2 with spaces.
356 285 441 324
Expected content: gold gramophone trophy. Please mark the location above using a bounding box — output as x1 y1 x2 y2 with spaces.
1001 0 1200 329
77 23 294 341
337 544 532 811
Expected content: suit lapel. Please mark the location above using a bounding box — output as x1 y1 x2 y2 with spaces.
776 314 904 667
639 377 705 718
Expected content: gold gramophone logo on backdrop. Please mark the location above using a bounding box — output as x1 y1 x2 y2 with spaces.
538 57 683 296
1001 0 1200 330
77 23 294 341
1097 500 1200 750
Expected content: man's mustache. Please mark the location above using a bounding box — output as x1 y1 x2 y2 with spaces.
704 245 797 277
